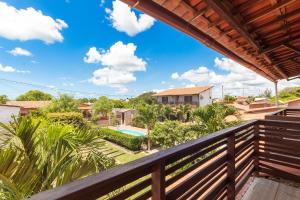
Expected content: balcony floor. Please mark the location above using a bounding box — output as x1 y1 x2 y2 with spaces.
242 177 300 200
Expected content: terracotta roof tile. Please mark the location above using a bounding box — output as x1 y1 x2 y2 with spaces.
153 86 213 96
6 101 51 109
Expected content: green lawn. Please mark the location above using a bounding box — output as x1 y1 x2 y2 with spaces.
102 140 147 164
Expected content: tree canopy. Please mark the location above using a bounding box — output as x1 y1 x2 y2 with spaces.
92 96 113 116
0 95 8 104
47 94 79 113
16 90 52 101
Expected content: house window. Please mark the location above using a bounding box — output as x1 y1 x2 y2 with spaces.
184 96 192 104
162 96 168 104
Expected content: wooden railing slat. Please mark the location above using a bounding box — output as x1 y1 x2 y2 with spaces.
28 117 300 200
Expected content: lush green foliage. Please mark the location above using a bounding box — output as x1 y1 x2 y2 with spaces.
128 92 157 108
151 103 239 149
111 99 128 108
16 90 52 101
0 95 8 104
98 128 143 151
47 94 79 113
0 116 115 199
77 98 97 104
224 95 236 103
134 104 158 150
93 96 113 117
151 121 195 149
47 112 87 128
193 103 237 134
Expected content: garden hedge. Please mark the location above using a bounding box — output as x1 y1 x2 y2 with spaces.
98 128 143 151
47 112 87 128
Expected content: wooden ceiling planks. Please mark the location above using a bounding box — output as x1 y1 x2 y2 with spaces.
121 0 300 81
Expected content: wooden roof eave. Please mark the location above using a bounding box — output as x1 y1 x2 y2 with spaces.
121 0 276 82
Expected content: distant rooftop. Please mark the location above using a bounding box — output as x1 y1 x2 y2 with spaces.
153 86 213 96
5 101 51 109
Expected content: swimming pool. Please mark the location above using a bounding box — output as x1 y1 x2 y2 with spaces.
118 129 145 137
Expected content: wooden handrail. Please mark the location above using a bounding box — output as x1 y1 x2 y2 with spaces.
265 108 300 122
28 119 300 200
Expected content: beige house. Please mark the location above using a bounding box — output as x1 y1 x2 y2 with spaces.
5 101 51 115
153 86 213 107
112 108 137 125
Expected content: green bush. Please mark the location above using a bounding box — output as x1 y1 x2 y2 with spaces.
224 95 236 103
47 112 87 128
98 128 143 151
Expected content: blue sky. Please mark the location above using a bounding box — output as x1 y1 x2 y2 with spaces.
0 0 298 99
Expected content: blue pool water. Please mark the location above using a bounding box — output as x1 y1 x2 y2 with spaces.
118 129 145 137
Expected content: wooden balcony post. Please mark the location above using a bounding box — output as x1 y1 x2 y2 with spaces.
152 161 165 200
254 123 259 176
227 134 235 200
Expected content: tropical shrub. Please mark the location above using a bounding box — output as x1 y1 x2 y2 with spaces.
98 128 143 151
0 95 8 104
130 116 145 128
224 95 236 103
0 116 115 199
134 104 157 150
47 112 86 128
46 94 79 113
151 121 195 149
93 96 113 117
193 103 239 134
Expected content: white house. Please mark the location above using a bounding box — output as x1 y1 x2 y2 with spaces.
0 105 21 123
153 86 213 107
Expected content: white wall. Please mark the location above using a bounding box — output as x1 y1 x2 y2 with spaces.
199 89 212 106
0 106 20 123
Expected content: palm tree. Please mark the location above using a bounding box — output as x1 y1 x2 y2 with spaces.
176 104 191 122
0 116 115 199
135 104 157 151
192 103 233 134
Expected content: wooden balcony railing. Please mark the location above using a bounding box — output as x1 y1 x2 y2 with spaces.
265 108 300 122
29 119 300 200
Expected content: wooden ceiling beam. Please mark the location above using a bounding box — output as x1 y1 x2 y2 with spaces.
292 58 300 65
250 8 300 33
204 0 261 50
288 75 300 81
258 19 300 39
284 43 300 54
261 37 300 53
245 0 297 24
121 0 277 81
204 0 288 79
189 8 208 23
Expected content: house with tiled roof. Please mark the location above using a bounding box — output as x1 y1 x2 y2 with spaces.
5 101 51 115
153 86 213 107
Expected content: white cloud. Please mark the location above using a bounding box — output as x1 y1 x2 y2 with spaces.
47 85 56 89
172 66 210 83
171 72 179 80
9 47 32 56
0 64 15 72
85 41 147 93
0 64 30 73
100 0 105 7
107 0 155 36
171 57 276 97
0 2 68 44
83 47 102 64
